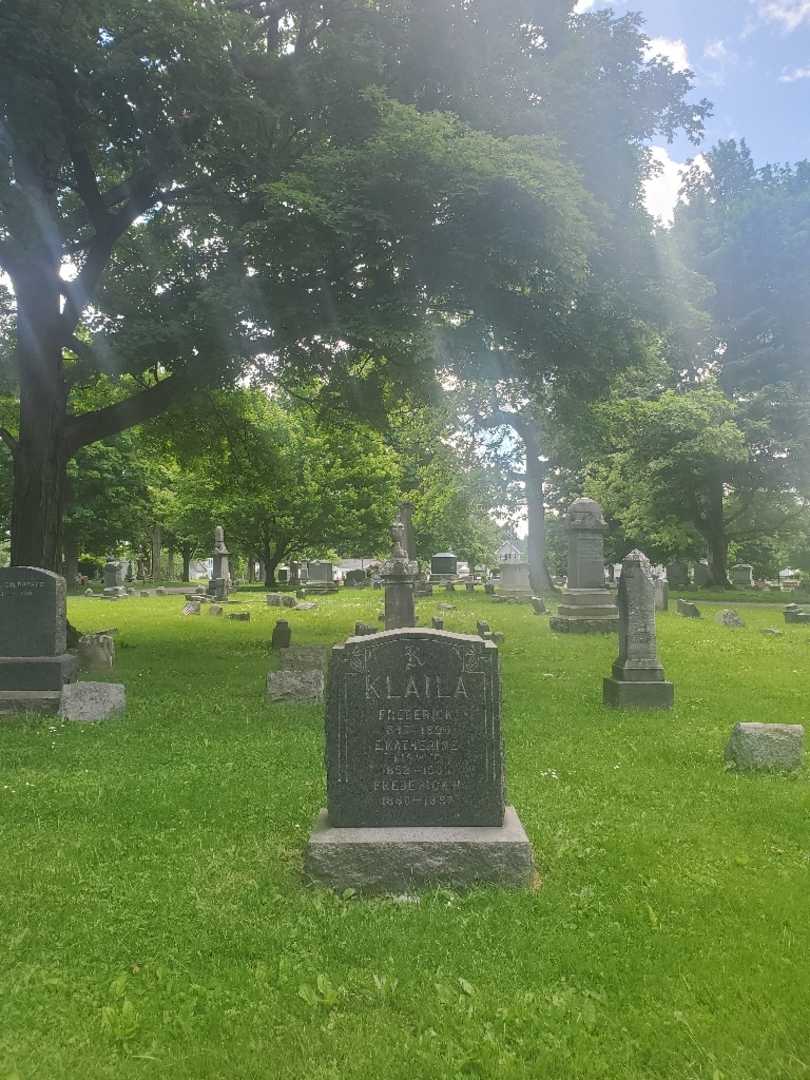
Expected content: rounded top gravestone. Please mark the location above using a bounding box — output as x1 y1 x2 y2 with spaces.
326 627 503 829
0 566 67 657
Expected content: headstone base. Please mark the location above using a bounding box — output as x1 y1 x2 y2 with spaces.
603 677 674 709
0 690 62 715
549 614 619 634
550 588 618 634
304 806 535 892
0 654 79 691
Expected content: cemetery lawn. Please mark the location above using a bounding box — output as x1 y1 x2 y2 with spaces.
2 593 810 1080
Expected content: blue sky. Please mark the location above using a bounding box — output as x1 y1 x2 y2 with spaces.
575 0 810 220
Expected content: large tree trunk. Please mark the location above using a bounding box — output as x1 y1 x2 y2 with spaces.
10 276 69 571
180 545 193 583
526 454 552 592
151 524 162 581
703 478 730 587
167 543 176 581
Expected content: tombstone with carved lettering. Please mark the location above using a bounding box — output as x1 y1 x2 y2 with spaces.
603 550 674 709
549 497 619 634
305 627 534 890
0 567 79 714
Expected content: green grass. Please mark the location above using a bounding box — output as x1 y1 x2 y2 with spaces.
1 591 809 1079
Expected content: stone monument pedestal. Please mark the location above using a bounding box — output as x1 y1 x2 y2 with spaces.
497 560 532 600
603 672 674 709
550 589 619 634
305 806 534 892
549 498 618 634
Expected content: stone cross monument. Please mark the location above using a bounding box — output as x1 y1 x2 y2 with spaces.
381 519 418 630
549 497 618 633
603 550 674 709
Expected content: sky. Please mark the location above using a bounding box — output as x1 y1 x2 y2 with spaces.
575 0 810 222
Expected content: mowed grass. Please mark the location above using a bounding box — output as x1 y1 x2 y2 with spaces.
1 591 809 1080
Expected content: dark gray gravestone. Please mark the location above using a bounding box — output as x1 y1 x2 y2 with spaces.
325 628 503 828
0 567 78 712
0 567 67 656
271 620 292 650
677 598 701 619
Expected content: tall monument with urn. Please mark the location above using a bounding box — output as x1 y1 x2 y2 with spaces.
549 497 618 634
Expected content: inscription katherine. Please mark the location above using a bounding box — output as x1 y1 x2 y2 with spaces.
326 629 504 828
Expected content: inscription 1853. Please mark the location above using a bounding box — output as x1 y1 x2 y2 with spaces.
326 628 504 828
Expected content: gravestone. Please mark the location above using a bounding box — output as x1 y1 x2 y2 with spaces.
549 498 618 634
305 561 338 595
103 558 125 589
725 723 804 771
266 668 324 703
693 562 711 587
716 609 745 629
484 582 495 595
228 611 250 621
59 681 126 723
207 526 230 600
498 560 532 600
783 604 810 625
731 563 754 588
531 597 546 615
432 617 444 630
654 577 669 612
271 620 292 650
280 646 328 671
666 560 690 589
305 627 534 890
476 620 491 637
382 520 418 631
465 582 476 593
603 551 674 709
0 567 78 714
78 634 115 671
677 598 701 619
430 552 457 581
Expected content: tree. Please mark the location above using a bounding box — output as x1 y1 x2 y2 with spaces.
162 390 401 586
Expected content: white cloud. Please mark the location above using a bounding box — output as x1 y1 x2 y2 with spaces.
779 64 810 80
704 39 729 61
755 0 810 30
645 147 687 227
573 0 595 11
644 37 691 73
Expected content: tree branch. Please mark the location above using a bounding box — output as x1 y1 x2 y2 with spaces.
60 172 159 336
64 375 186 456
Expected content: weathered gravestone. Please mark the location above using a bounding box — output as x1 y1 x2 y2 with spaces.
103 558 126 592
382 520 417 631
783 604 810 625
207 526 230 601
498 561 532 600
271 620 292 650
431 617 444 630
549 498 618 634
693 562 711 587
725 723 804 771
266 644 326 702
0 567 78 714
666 560 690 589
603 551 674 709
430 552 457 582
78 634 115 671
531 596 546 615
730 563 754 588
305 561 338 595
654 577 669 612
677 598 701 619
716 609 745 629
305 627 534 890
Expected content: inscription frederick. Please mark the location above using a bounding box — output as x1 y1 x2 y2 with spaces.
326 628 504 827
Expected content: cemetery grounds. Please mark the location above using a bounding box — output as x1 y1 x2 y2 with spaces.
1 590 809 1080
